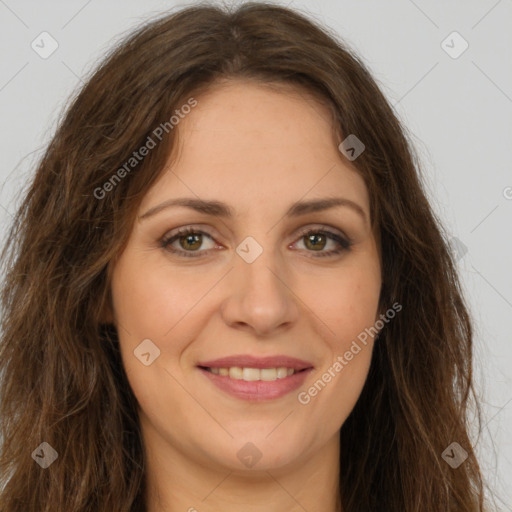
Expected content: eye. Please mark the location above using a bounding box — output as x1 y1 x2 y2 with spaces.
160 225 352 258
160 227 217 258
292 226 352 258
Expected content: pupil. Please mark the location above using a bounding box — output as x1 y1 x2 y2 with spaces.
307 233 325 251
183 234 201 250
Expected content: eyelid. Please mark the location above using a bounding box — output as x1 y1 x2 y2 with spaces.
160 223 352 258
294 223 350 242
161 223 348 242
160 224 220 246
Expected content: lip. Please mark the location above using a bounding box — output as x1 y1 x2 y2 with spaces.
196 354 314 402
197 354 314 371
198 366 314 402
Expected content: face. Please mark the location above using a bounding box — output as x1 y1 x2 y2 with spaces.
108 79 382 474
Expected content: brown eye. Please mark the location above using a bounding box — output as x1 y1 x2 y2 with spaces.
178 232 203 251
294 228 352 258
303 232 327 251
161 226 352 259
161 228 217 257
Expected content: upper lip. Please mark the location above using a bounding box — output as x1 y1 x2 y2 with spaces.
198 355 314 370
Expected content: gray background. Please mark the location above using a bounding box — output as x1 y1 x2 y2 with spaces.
0 0 510 508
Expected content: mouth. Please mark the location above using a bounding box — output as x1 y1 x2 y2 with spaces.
196 355 314 401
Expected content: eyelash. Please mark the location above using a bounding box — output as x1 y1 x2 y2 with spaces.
160 226 352 259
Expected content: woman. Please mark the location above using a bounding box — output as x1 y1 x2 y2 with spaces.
0 2 492 510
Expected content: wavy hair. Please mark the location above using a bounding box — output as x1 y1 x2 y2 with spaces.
0 1 491 510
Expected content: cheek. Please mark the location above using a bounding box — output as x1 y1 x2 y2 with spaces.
315 263 381 345
299 262 379 414
110 254 203 339
109 257 196 423
110 253 223 392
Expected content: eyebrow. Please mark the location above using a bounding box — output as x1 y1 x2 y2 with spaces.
138 196 367 224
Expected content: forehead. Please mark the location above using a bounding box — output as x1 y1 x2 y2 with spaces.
139 80 369 220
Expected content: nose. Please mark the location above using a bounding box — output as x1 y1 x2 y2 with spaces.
219 241 300 337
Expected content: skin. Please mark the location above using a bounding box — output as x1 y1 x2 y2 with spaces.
107 79 382 512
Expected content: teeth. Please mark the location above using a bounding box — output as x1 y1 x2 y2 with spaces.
242 367 260 381
261 368 277 381
208 366 297 381
229 367 243 379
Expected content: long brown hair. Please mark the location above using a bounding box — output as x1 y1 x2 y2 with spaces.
0 2 493 510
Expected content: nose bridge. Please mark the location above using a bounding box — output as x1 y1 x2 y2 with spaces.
238 236 279 284
236 232 286 300
220 232 298 335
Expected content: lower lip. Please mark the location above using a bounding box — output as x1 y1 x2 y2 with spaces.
198 367 313 401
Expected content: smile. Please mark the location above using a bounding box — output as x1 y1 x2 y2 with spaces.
202 366 300 381
198 365 313 401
